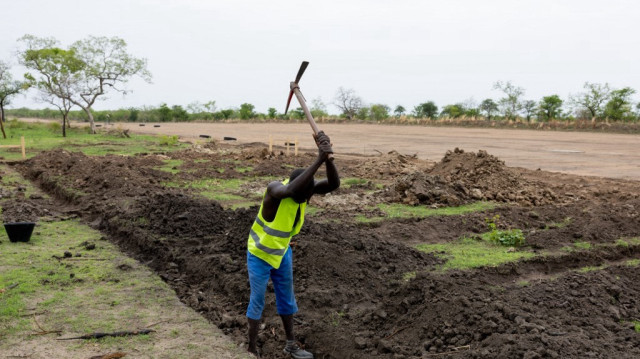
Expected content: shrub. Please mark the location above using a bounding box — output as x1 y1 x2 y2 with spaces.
485 215 525 247
159 135 179 146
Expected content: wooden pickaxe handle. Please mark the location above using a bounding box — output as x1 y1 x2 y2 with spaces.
290 83 334 161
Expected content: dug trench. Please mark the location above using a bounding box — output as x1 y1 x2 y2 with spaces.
10 148 640 358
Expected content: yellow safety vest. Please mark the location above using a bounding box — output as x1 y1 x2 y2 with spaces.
247 180 306 269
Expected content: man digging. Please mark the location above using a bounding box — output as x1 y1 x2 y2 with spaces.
246 131 339 358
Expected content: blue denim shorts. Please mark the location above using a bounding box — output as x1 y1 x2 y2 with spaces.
246 247 298 320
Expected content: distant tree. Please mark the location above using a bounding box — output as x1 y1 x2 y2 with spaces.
171 105 189 121
570 82 611 120
522 100 537 122
239 103 255 119
186 101 204 114
267 107 277 119
333 87 362 119
203 100 217 113
369 104 390 121
479 99 499 120
289 107 304 120
356 106 370 120
18 36 84 137
413 101 438 118
0 61 30 138
604 87 636 121
157 103 171 122
394 105 405 117
538 95 563 121
310 97 328 118
214 109 234 120
70 36 151 133
493 81 524 120
128 107 139 122
440 104 465 118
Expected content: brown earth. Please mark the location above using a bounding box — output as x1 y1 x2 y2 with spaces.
9 145 640 358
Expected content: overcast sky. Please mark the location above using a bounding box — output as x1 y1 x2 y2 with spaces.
3 0 639 113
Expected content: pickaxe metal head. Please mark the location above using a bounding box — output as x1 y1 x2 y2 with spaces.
284 61 309 115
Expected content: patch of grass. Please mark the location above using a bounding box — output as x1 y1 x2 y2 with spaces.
165 176 275 209
517 280 530 287
402 271 416 281
616 237 640 247
573 241 592 250
0 120 187 160
235 166 254 173
484 215 525 247
544 216 572 230
155 159 184 174
356 201 497 223
634 321 640 333
416 236 535 270
625 259 640 267
341 177 370 189
578 265 606 273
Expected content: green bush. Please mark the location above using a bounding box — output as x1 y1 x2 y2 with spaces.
47 122 62 133
485 215 525 247
159 135 179 146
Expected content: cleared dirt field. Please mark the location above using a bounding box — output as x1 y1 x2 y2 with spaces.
119 122 640 179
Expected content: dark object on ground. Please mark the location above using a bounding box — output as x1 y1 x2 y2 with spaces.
285 142 296 147
63 251 73 258
139 124 146 126
89 352 127 359
153 125 161 128
57 329 155 340
199 135 211 139
4 222 36 243
224 136 237 141
96 124 102 128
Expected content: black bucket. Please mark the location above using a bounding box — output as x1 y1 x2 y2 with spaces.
4 222 36 243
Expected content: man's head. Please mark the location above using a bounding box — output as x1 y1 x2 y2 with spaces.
289 168 314 203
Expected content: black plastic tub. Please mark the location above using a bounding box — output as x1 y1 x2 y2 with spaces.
4 222 36 243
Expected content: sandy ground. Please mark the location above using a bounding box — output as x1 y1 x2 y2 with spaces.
115 121 640 180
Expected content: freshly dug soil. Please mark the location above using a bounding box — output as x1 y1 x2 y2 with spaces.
388 148 562 206
13 148 640 358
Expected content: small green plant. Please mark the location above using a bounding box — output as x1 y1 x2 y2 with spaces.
159 135 179 146
485 215 525 247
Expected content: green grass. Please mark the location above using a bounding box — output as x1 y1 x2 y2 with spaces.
616 237 640 247
165 176 275 208
0 120 187 160
562 241 593 252
416 236 535 270
544 217 572 230
155 159 184 174
577 265 606 273
625 259 640 267
235 166 254 173
341 177 370 189
356 201 497 223
634 321 640 333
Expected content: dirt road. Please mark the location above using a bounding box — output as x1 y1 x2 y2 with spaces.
117 122 640 180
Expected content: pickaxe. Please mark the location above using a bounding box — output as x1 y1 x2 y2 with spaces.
284 61 333 160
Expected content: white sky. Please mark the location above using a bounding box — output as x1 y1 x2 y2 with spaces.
2 0 639 113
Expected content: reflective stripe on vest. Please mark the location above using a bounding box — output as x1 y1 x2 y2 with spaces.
247 179 306 269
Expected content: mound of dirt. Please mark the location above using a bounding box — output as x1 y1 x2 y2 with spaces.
388 148 559 206
349 150 433 180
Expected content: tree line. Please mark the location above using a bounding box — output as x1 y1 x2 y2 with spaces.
2 35 639 138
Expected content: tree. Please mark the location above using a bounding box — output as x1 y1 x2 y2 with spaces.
538 95 563 121
0 61 29 138
570 82 611 120
18 35 84 137
604 87 636 121
369 104 390 121
186 102 204 114
333 87 362 119
70 36 151 133
239 103 255 119
493 81 524 120
171 105 189 121
413 101 438 118
310 97 328 118
203 100 217 113
267 107 277 119
394 105 405 117
157 103 171 122
522 100 537 122
479 99 498 120
440 104 465 118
